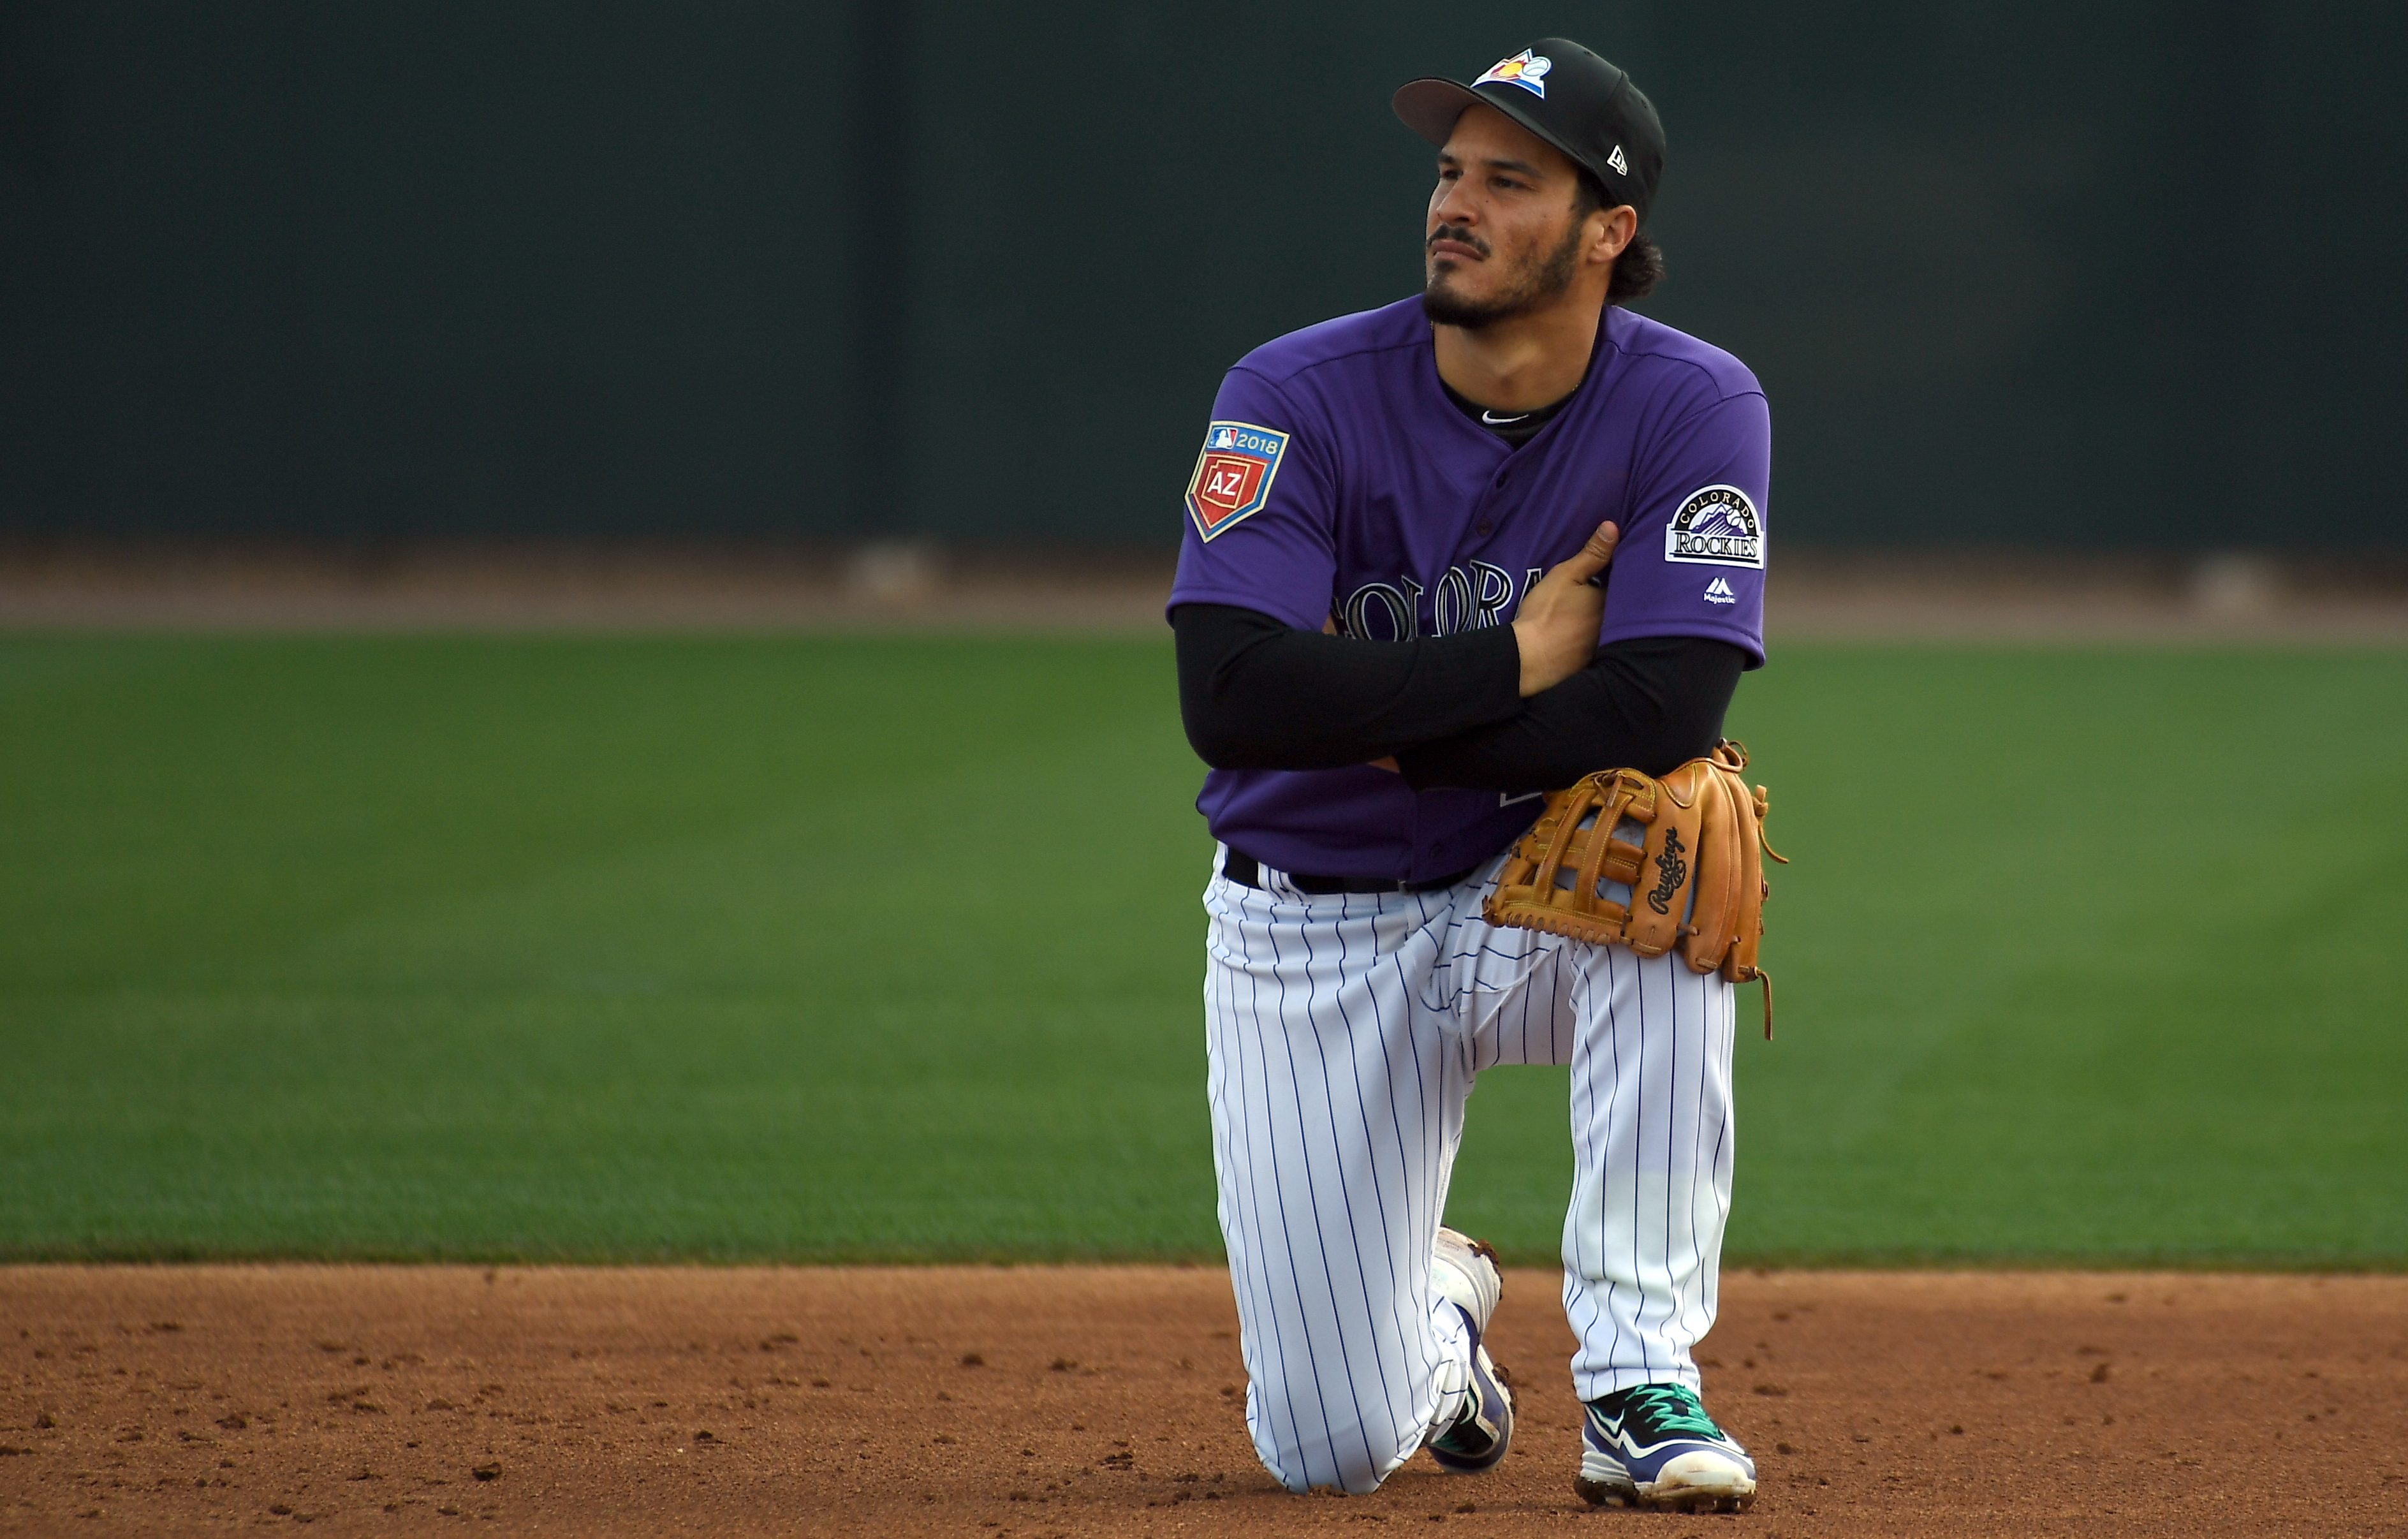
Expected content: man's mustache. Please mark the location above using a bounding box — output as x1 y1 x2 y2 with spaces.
1427 224 1490 258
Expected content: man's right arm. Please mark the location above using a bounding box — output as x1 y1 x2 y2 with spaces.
1173 603 1523 771
1175 519 1624 772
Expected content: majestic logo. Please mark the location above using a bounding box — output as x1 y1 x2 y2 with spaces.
1647 828 1688 916
1473 50 1552 98
1703 577 1737 605
1184 421 1290 541
1606 144 1630 176
1663 485 1765 569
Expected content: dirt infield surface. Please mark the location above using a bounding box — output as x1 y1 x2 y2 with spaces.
3 1269 2402 1536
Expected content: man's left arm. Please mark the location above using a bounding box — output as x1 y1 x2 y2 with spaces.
1395 635 1744 791
1395 387 1770 792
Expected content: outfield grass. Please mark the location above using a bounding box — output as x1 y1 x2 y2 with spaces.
1 635 2402 1267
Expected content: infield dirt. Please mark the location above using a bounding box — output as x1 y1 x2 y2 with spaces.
3 1269 2404 1536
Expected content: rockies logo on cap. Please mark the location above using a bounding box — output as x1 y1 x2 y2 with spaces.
1472 49 1553 98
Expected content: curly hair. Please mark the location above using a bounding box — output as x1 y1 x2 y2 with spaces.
1575 170 1664 304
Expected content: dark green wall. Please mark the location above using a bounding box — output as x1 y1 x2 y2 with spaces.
3 3 2401 547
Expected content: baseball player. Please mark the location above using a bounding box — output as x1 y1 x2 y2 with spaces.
1169 39 1769 1510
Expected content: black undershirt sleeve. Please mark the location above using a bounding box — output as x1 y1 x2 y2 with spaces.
1173 602 1523 771
1173 603 1747 790
1395 635 1747 793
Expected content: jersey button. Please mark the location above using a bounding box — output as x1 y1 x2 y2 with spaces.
1474 518 1494 536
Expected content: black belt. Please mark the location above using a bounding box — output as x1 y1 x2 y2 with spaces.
1221 848 1479 895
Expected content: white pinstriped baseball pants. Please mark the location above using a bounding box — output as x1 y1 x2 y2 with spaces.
1203 849 1739 1494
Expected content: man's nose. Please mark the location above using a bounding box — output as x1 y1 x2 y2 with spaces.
1431 177 1480 228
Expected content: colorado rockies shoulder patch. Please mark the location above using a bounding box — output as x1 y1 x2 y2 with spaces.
1662 485 1765 568
1186 421 1289 541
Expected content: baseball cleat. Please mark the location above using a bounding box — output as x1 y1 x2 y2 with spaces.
1430 1225 1504 1334
1575 1382 1756 1512
1426 1306 1515 1474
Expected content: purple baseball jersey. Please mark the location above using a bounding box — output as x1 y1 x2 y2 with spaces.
1169 295 1770 881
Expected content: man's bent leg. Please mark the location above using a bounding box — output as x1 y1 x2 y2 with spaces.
1560 945 1738 1399
1202 867 1483 1494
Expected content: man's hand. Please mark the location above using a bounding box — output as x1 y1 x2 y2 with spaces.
1509 520 1620 696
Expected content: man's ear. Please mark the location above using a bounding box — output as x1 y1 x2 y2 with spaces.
1593 205 1637 264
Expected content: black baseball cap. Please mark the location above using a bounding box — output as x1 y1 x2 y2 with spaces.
1393 38 1666 221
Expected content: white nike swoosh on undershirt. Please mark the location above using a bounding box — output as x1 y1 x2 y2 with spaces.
1480 410 1530 425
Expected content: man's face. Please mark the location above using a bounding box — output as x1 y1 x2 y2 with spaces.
1422 104 1592 328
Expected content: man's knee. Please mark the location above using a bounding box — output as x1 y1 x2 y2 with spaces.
1245 1380 1425 1495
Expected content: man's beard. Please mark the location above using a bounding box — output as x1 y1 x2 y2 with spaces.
1421 219 1584 328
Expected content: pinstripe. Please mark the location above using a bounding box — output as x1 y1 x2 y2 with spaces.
1245 885 1326 1485
1262 908 1361 1484
1395 897 1441 1237
1358 915 1425 1406
1214 879 1310 1482
1668 966 1692 1346
1393 890 1448 1400
1398 922 1442 1408
1237 890 1309 1469
1263 918 1331 1480
1587 939 1626 1371
1654 963 1678 1369
1704 980 1733 1332
1590 939 1624 1374
1627 950 1653 1380
1671 968 1694 1345
1223 891 1300 1484
1332 895 1421 1441
1297 902 1400 1464
1230 885 1309 1473
1666 1033 1686 1343
1622 943 1647 1379
1660 959 1681 1366
1226 915 1299 1469
1695 973 1714 1348
1562 943 1594 1323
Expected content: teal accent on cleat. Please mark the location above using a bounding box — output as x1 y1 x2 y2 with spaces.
1575 1383 1755 1511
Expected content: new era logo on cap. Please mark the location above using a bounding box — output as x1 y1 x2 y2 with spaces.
1607 144 1629 175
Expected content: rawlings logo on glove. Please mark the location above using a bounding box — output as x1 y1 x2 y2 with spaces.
1645 828 1687 917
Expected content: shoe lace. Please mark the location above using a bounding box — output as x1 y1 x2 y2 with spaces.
1619 1383 1723 1440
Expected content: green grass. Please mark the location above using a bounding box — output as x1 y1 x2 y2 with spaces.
1 635 2403 1267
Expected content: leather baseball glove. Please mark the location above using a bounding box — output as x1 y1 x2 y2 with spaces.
1482 740 1788 1037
